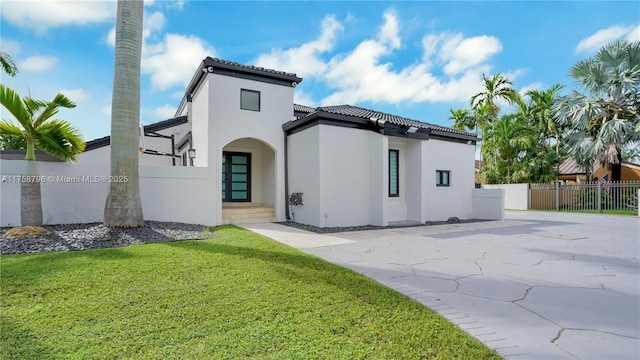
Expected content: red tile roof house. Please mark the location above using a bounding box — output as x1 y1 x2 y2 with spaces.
1 58 498 227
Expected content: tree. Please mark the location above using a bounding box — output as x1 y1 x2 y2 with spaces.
104 0 144 227
0 51 18 77
0 85 85 225
480 113 534 183
470 73 519 120
554 40 640 182
449 108 474 132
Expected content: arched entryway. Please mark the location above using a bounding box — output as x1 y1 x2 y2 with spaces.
221 138 277 224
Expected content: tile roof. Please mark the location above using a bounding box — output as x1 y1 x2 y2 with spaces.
203 57 303 83
293 104 315 114
312 104 474 137
558 157 593 175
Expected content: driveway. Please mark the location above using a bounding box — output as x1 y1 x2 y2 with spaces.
246 211 640 359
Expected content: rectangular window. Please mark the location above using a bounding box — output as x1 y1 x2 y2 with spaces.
389 149 399 197
240 89 260 111
182 152 188 167
436 170 450 187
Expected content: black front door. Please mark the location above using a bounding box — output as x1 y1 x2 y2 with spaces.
222 152 251 202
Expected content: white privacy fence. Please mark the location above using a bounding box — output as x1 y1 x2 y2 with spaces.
1 160 217 227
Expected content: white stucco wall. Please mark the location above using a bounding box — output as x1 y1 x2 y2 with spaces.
139 166 216 225
201 73 293 223
191 78 210 167
472 188 505 220
1 159 218 227
388 139 407 222
423 139 475 221
405 139 427 223
287 126 321 226
482 183 529 210
317 125 371 227
368 132 388 226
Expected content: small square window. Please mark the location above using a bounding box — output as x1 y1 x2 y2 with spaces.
436 170 450 187
241 89 260 111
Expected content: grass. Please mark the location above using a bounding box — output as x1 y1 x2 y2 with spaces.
1 226 501 359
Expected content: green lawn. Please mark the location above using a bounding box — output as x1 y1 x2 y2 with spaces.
1 226 500 359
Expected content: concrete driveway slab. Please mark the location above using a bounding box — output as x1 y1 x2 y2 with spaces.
245 211 640 359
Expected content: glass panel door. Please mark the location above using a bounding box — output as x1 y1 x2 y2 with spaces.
222 152 251 202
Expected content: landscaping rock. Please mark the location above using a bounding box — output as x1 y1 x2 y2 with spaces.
3 226 52 238
0 221 216 255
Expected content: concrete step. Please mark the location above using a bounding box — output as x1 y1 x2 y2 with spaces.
222 207 275 216
222 206 276 225
222 217 276 225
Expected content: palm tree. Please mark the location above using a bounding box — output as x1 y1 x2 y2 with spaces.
470 73 519 120
480 114 534 183
449 108 474 132
0 85 85 225
526 84 564 148
554 40 640 182
0 51 18 77
103 0 144 227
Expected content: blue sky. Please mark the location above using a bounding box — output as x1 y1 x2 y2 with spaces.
1 0 639 141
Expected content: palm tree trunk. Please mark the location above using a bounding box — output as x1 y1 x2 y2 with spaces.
104 0 144 227
21 160 43 226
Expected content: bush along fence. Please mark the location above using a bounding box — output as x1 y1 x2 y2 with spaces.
529 181 640 215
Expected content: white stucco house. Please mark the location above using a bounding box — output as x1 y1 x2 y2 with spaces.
2 57 498 227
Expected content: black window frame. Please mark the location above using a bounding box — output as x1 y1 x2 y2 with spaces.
389 149 399 197
436 170 450 187
240 89 260 112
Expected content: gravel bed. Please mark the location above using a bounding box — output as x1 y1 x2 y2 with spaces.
278 218 489 234
1 221 216 255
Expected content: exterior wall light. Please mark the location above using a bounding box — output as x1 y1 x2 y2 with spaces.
188 148 196 166
407 126 418 134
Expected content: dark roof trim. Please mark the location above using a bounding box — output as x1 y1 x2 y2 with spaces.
84 116 188 152
284 108 474 143
0 150 64 162
185 57 304 99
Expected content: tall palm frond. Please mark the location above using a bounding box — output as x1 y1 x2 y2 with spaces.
0 51 18 77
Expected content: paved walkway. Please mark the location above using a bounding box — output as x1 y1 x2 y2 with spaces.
245 211 640 359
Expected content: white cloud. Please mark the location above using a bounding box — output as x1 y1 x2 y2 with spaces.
254 15 343 78
19 55 58 72
421 33 502 75
1 39 21 54
103 8 213 92
293 90 317 108
60 88 88 103
105 11 167 47
443 36 502 75
143 34 215 91
102 105 111 116
519 82 543 96
576 24 639 54
1 0 115 33
626 25 640 42
317 10 506 106
152 104 177 119
379 9 401 49
143 11 166 40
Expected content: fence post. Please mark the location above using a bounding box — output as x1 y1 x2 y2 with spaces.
597 180 602 213
555 181 560 211
527 183 531 210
